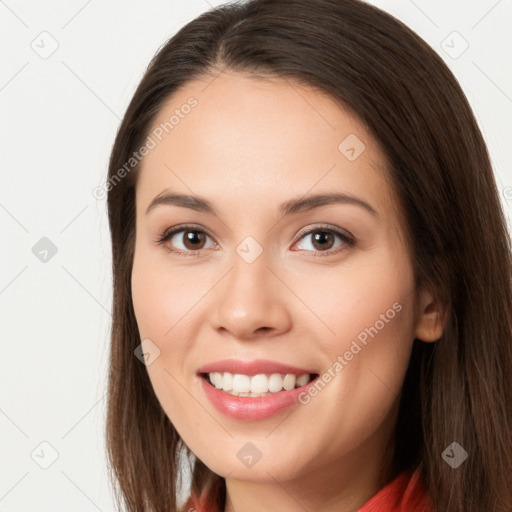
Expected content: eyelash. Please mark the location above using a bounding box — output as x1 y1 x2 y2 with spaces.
154 223 356 258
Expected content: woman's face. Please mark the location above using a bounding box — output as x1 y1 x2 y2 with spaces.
131 71 425 485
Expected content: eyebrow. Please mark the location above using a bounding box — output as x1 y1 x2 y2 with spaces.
145 190 379 218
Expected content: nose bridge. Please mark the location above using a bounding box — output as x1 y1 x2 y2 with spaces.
225 241 275 311
225 227 275 294
209 237 290 337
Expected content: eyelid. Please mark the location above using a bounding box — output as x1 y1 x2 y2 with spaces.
294 223 353 243
154 223 213 243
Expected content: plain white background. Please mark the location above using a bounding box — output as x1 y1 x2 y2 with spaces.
1 0 511 510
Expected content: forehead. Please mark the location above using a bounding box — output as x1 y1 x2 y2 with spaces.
136 71 396 219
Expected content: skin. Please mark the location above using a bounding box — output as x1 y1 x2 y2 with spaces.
131 70 444 512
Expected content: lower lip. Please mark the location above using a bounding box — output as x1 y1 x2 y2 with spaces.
199 374 318 421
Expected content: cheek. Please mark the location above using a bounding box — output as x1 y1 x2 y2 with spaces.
130 249 210 385
302 249 416 440
294 249 416 423
295 250 416 357
131 246 204 339
131 255 212 443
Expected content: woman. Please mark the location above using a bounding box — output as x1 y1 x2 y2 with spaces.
104 0 512 511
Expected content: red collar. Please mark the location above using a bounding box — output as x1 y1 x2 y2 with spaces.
183 467 433 512
359 468 433 511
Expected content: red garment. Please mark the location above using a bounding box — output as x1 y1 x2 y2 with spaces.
182 467 434 511
358 468 433 511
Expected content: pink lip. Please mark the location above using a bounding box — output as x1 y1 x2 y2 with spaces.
196 358 316 376
196 359 319 421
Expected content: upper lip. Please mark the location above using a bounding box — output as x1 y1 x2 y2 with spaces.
197 358 318 376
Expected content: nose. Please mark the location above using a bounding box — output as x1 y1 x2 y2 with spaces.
208 249 292 340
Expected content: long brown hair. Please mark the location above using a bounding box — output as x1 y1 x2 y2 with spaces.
105 0 512 510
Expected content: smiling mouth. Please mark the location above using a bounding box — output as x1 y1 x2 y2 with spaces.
200 372 319 397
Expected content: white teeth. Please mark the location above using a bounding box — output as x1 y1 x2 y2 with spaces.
268 373 284 393
296 373 310 387
283 374 296 391
250 374 268 394
210 372 222 389
222 372 233 392
232 374 250 393
206 372 313 396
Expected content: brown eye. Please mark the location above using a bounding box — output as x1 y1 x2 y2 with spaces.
180 230 207 250
310 230 335 251
293 226 355 256
156 225 217 257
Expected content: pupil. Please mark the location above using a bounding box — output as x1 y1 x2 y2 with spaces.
314 231 332 249
187 231 201 245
